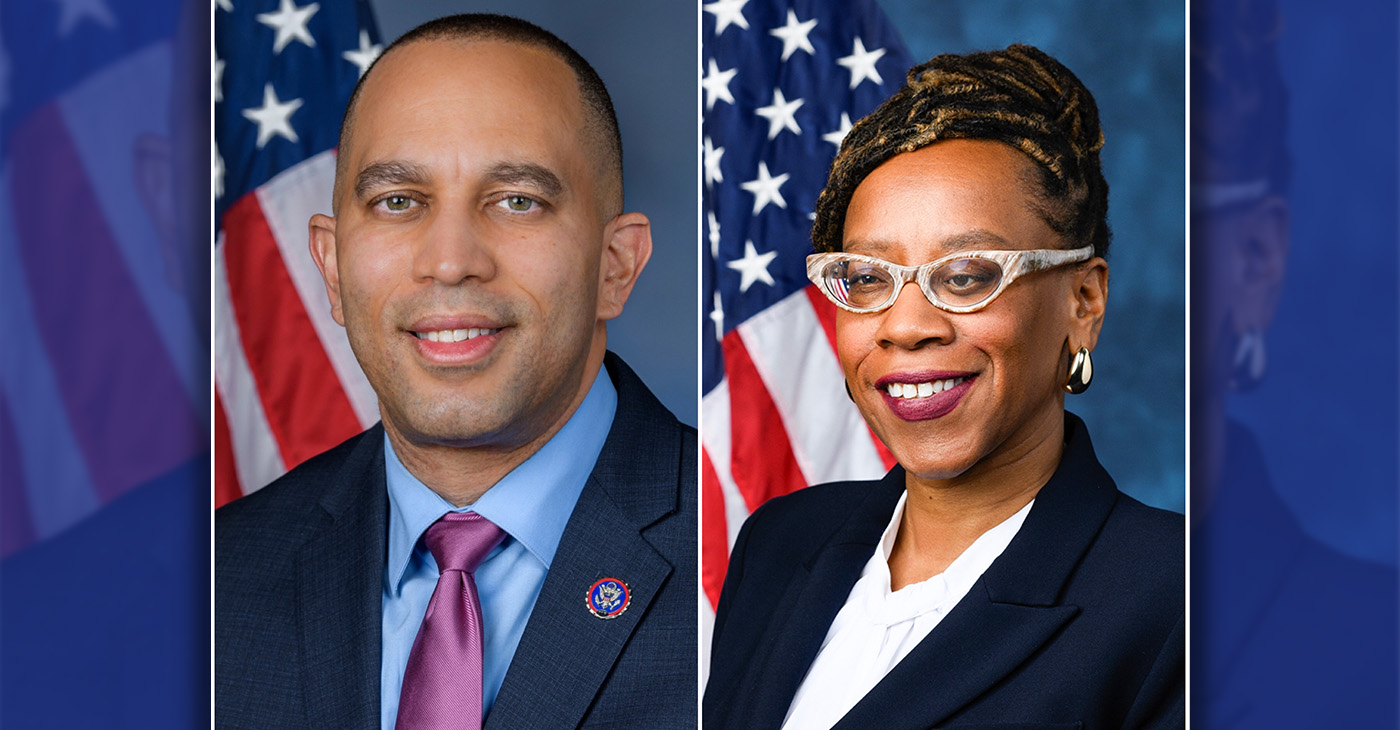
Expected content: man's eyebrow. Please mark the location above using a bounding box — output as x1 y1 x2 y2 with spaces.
482 162 564 199
353 161 430 199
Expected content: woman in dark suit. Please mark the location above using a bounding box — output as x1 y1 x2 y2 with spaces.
704 45 1183 730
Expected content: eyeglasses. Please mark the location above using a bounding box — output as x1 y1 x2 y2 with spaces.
806 245 1094 314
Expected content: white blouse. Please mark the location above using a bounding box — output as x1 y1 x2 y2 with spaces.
779 491 1034 730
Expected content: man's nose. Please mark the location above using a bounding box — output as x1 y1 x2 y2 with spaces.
412 206 497 285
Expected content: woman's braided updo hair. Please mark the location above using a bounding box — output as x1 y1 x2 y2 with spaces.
811 44 1111 258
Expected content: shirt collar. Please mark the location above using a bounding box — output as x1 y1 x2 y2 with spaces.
384 367 618 594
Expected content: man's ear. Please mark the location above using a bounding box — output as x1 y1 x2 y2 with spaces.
308 213 345 326
596 212 653 321
1068 255 1109 353
1229 195 1289 335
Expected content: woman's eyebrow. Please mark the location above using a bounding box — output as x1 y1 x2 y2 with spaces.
844 229 1012 257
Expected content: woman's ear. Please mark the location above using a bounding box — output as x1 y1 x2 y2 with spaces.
1068 256 1109 352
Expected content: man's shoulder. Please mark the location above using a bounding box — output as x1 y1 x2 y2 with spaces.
215 426 381 540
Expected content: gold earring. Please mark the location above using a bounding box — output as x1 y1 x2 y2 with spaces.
1065 347 1093 394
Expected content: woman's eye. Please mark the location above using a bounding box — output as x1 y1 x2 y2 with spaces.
500 195 536 212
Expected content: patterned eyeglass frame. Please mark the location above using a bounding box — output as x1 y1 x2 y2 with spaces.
806 245 1095 314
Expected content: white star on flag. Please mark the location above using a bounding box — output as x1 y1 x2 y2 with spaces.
769 10 817 62
755 88 803 140
702 58 737 111
342 29 381 78
51 0 117 36
727 240 778 292
703 0 750 35
822 112 854 149
740 161 789 214
213 147 224 199
257 0 320 54
242 83 303 148
710 291 725 340
213 56 224 103
837 37 887 89
704 136 725 187
215 0 232 12
707 210 722 258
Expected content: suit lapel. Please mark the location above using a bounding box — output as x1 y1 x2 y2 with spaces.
726 471 904 730
834 413 1119 730
295 428 386 730
487 354 683 730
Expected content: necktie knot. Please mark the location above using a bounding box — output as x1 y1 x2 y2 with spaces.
425 512 506 574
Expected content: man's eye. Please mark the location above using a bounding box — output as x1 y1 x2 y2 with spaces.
499 195 537 212
379 195 417 212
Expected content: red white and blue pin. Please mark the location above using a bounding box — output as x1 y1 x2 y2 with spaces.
586 577 630 619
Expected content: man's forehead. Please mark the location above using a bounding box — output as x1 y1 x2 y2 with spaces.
359 36 581 116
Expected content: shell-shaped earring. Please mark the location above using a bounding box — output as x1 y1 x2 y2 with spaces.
1065 347 1093 394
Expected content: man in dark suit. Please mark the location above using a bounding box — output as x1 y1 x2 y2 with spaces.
216 14 695 729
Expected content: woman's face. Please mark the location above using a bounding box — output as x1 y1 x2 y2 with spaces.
836 139 1102 483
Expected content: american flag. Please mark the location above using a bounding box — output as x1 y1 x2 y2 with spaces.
0 0 202 555
215 0 381 506
700 0 912 621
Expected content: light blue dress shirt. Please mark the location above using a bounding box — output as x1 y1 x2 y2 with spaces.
379 369 617 729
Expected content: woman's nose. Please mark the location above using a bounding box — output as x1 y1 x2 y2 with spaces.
874 281 956 349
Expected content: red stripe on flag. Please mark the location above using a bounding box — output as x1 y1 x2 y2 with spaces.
0 392 36 558
213 389 243 508
222 193 361 470
701 448 728 609
803 286 898 471
10 105 200 503
723 332 806 512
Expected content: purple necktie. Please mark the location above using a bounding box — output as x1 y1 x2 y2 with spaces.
395 512 506 730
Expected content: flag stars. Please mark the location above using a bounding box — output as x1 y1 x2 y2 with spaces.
727 240 777 292
257 0 319 54
702 59 737 111
343 29 381 78
704 137 724 187
755 88 803 140
707 210 722 259
214 0 232 11
740 161 789 215
214 147 224 199
838 37 887 89
710 291 725 340
50 0 117 36
213 55 224 103
703 0 750 35
242 83 304 148
769 10 816 61
822 112 853 150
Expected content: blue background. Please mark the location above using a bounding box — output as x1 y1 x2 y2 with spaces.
880 0 1188 513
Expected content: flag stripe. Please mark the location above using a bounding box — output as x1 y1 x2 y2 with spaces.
723 333 807 511
213 390 244 508
0 392 36 558
214 238 287 495
221 191 362 471
0 166 101 539
738 289 887 484
701 379 752 549
10 104 199 502
254 151 378 428
701 449 729 609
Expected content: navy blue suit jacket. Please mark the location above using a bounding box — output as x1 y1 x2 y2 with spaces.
705 414 1183 729
216 354 696 729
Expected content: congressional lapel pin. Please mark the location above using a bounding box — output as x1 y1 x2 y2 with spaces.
586 577 630 619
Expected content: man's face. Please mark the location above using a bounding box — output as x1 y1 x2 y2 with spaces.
313 38 617 456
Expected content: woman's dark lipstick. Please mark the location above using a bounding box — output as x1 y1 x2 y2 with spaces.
875 371 976 421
